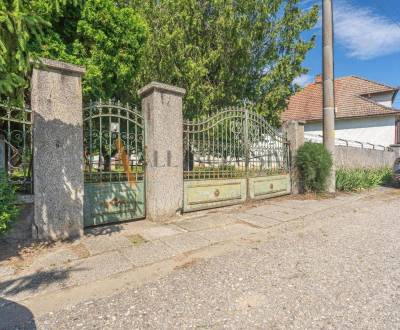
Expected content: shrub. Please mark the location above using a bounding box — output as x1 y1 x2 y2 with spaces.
296 142 333 192
0 171 19 235
336 168 392 192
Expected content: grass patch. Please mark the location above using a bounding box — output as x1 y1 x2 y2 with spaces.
127 234 147 246
336 167 393 192
0 171 19 235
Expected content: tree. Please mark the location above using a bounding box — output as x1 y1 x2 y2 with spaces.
132 0 319 125
1 0 148 103
0 0 46 101
29 0 148 103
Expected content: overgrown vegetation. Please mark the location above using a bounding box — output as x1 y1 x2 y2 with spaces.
1 0 318 122
0 171 19 235
296 142 333 193
132 0 319 122
336 168 393 192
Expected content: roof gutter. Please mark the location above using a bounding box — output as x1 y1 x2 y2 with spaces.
391 88 400 106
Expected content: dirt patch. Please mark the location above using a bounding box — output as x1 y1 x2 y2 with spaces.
174 257 201 270
68 243 90 259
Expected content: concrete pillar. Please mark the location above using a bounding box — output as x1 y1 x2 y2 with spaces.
282 120 305 194
31 58 85 240
138 82 186 222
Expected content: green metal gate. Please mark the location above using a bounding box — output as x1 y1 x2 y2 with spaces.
183 107 290 212
83 100 145 227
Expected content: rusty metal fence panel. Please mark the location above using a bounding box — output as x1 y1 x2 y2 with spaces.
183 107 290 211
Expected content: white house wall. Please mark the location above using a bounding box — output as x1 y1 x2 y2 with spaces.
304 116 397 146
369 92 394 108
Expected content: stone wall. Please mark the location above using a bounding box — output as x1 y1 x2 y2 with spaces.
335 145 396 169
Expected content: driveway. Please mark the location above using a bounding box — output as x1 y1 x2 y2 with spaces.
1 187 400 329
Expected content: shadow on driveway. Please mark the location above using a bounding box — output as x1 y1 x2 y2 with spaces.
0 268 84 298
0 298 36 329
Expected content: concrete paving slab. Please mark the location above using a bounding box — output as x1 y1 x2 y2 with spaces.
0 251 132 302
267 198 348 212
139 224 186 241
120 240 177 267
196 223 260 244
29 249 80 271
175 214 238 232
232 213 281 228
83 235 132 256
244 204 308 221
66 251 132 286
119 220 159 235
201 214 238 227
174 217 216 231
160 232 211 254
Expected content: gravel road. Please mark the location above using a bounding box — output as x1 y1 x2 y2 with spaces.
11 189 400 329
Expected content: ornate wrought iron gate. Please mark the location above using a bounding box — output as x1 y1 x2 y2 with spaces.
83 100 145 227
183 107 290 211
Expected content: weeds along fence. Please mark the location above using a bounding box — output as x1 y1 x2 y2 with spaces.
0 101 33 194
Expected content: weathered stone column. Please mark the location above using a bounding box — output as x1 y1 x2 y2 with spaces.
282 120 305 194
138 82 186 222
31 58 85 240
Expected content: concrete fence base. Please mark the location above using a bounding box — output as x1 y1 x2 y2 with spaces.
335 145 396 169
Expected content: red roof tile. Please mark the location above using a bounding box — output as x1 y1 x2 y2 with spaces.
282 76 400 122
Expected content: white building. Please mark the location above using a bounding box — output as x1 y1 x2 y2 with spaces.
282 75 400 147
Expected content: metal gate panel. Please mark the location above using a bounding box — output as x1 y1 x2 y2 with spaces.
83 100 145 227
248 174 291 200
84 181 144 227
183 107 290 212
183 178 246 212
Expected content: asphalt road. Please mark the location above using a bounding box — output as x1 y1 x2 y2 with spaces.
9 189 400 329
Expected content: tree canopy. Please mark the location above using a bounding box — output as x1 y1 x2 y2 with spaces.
132 0 319 124
29 0 148 102
0 0 147 102
1 0 318 124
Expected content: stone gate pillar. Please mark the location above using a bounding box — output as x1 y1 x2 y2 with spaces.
31 58 85 240
283 120 305 194
138 82 186 222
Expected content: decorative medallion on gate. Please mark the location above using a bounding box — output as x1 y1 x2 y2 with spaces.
183 107 290 211
83 100 145 227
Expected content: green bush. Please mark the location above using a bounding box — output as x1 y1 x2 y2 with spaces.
0 171 19 235
296 142 333 192
336 168 392 192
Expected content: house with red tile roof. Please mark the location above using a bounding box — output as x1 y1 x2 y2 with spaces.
282 75 400 146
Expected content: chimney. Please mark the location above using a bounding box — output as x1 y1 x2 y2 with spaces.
315 74 323 84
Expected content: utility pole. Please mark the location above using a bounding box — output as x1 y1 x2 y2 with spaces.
322 0 336 193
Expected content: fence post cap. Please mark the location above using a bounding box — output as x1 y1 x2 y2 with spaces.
31 58 86 75
138 82 186 98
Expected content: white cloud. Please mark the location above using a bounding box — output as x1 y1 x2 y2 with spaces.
334 1 400 60
293 74 313 87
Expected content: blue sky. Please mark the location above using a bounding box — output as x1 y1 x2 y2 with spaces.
296 0 400 107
